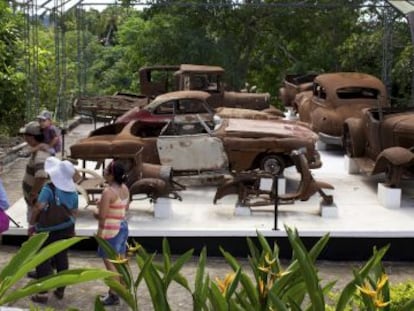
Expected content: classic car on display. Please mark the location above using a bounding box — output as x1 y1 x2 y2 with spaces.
116 90 283 124
291 72 389 145
70 116 322 176
343 106 414 187
74 64 275 122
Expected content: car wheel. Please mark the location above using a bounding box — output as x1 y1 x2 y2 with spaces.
260 154 285 175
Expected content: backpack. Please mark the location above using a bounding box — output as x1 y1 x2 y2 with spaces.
36 183 75 232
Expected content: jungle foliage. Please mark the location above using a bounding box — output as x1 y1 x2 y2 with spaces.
1 0 413 135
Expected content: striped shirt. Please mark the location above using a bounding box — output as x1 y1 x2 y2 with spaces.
22 149 49 205
100 196 128 239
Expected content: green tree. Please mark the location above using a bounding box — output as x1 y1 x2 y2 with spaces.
0 2 26 135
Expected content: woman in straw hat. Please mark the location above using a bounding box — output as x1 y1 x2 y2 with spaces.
29 157 79 304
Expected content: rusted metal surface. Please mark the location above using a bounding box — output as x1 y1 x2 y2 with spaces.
73 148 182 204
343 106 414 187
79 64 272 122
70 116 321 176
116 90 213 124
116 91 283 125
214 150 333 207
291 72 389 145
215 107 284 119
279 73 317 107
157 135 229 171
73 94 150 118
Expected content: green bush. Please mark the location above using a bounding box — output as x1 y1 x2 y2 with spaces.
95 225 414 310
0 232 115 308
390 281 414 311
4 228 414 310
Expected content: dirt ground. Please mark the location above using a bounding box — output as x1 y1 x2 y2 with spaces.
1 120 414 310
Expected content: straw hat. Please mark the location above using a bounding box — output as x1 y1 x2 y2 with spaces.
44 157 76 192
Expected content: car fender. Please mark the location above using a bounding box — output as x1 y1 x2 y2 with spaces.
129 178 168 200
310 107 343 137
372 146 414 176
294 91 313 123
213 175 257 204
343 117 364 157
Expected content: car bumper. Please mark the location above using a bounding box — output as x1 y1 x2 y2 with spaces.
318 132 342 146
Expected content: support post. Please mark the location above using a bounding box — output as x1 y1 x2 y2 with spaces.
273 175 279 230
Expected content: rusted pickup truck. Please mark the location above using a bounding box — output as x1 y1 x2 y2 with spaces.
74 64 273 120
343 107 414 187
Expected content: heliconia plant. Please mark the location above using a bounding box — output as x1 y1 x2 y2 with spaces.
95 235 194 311
5 229 414 310
0 232 116 307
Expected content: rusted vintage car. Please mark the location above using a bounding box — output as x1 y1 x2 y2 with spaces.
70 116 321 176
74 64 273 121
343 107 414 187
293 72 389 145
116 90 283 124
116 90 213 124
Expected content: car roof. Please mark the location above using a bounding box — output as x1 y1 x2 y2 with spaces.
177 64 225 74
315 72 386 92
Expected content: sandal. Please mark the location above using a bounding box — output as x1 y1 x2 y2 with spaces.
31 293 48 304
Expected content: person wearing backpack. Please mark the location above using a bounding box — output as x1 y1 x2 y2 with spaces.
29 157 78 304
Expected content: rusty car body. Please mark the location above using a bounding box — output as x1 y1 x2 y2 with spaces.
343 106 414 187
116 90 214 124
74 148 182 205
75 64 273 121
70 116 321 176
278 73 317 107
116 90 283 124
293 72 389 145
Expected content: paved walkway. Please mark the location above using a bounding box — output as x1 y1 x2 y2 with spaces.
1 120 414 310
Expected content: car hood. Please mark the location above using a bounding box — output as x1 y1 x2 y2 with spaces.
221 118 319 140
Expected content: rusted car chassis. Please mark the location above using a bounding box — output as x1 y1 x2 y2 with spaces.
214 150 333 207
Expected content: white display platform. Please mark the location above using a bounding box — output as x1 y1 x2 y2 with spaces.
5 147 414 239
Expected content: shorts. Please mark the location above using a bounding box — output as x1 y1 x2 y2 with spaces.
97 220 129 258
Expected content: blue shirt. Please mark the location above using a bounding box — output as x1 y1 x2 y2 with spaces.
38 183 78 210
0 180 10 211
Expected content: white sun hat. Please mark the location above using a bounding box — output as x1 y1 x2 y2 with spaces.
44 156 76 192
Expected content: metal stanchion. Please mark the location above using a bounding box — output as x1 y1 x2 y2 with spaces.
273 175 279 230
60 127 67 158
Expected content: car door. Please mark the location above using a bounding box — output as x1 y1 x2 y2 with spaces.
156 129 228 172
